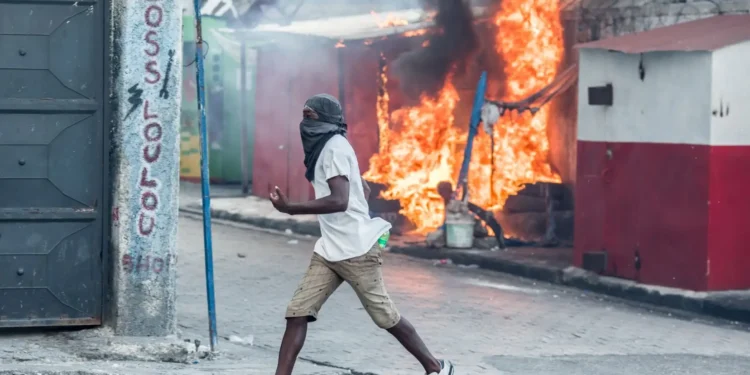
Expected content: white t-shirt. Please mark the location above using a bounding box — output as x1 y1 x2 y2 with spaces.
312 135 392 262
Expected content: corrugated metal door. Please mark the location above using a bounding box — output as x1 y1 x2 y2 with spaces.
253 46 290 198
574 141 607 266
600 143 639 280
576 142 639 280
286 46 337 202
252 42 337 202
0 0 106 327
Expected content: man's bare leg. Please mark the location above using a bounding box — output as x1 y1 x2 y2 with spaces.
387 317 442 374
275 317 308 375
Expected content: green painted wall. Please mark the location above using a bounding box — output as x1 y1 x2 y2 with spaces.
180 16 257 184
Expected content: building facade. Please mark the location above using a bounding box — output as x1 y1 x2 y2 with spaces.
575 15 750 291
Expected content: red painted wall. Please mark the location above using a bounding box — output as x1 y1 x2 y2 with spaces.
254 46 290 199
575 141 711 291
707 146 750 290
577 141 750 291
252 42 338 202
252 37 419 202
341 44 380 173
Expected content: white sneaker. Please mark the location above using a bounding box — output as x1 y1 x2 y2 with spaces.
428 359 455 375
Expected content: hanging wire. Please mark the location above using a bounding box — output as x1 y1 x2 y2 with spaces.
184 40 210 67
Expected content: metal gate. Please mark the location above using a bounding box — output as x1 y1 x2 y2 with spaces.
0 0 108 327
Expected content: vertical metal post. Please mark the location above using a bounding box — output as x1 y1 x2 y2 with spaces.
455 71 488 200
191 0 219 351
240 42 250 195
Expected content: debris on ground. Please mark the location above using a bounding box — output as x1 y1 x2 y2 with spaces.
425 229 445 248
227 335 255 347
457 264 480 269
433 258 454 267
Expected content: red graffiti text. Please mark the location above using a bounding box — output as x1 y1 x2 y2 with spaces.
143 2 163 85
121 253 174 274
137 100 162 236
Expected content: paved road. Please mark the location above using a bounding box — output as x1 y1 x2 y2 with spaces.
176 215 750 375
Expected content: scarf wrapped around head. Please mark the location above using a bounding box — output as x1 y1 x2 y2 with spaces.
300 94 347 182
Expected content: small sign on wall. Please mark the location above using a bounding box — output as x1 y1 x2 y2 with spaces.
588 83 613 106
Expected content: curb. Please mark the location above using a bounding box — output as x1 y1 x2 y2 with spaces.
178 205 750 325
391 245 750 324
389 246 565 284
179 206 321 237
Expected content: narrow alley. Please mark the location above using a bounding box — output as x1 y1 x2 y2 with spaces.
175 215 750 375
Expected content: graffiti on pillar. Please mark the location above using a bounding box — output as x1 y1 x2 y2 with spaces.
160 49 175 99
121 253 176 274
115 0 180 297
134 0 168 238
144 3 163 84
137 100 163 237
124 84 144 120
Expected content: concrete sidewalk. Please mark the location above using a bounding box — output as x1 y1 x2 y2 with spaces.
0 184 345 375
178 186 750 325
390 245 750 324
179 184 321 236
174 214 750 374
0 328 345 375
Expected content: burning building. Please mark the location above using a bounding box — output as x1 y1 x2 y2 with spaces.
365 0 577 242
247 0 577 243
246 8 474 203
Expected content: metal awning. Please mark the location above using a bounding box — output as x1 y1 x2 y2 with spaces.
217 6 489 44
575 14 750 53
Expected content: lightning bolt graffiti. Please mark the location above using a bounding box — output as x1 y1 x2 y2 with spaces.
125 84 144 120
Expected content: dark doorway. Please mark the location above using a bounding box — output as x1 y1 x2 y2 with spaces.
0 0 109 327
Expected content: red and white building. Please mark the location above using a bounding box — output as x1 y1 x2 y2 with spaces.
574 15 750 291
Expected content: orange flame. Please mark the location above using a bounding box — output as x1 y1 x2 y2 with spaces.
366 82 463 230
365 0 564 233
403 29 428 38
371 11 409 28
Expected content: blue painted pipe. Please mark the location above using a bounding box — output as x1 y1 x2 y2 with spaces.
455 71 488 200
191 0 219 351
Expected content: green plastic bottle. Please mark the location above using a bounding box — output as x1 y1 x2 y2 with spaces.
377 231 390 249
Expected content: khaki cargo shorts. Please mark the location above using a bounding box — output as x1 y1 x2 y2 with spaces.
285 243 401 329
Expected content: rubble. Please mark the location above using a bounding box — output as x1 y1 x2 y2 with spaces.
227 335 254 347
432 258 454 267
425 229 445 248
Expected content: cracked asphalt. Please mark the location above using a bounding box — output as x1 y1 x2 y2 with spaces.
176 215 750 375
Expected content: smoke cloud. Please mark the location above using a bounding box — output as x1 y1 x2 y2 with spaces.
392 0 479 99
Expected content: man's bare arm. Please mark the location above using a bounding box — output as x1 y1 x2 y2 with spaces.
285 176 350 215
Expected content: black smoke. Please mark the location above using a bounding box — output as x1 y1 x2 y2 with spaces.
392 0 479 99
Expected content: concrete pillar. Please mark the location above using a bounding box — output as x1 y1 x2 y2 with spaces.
110 0 183 336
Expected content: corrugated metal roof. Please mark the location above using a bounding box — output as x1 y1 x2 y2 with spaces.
575 14 750 53
253 8 429 41
218 7 488 42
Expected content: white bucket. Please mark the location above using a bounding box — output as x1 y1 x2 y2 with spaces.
445 218 475 249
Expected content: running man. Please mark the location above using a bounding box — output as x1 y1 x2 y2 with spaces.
269 94 454 375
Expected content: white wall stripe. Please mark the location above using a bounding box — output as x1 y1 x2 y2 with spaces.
710 40 750 146
576 47 750 146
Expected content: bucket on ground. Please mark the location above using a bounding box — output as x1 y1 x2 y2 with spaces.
445 214 475 248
